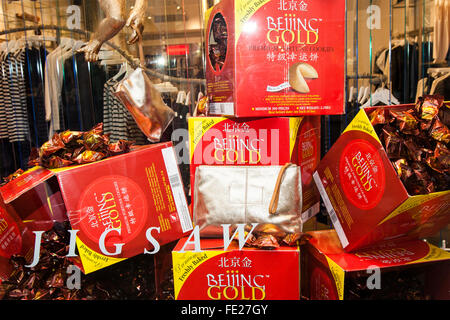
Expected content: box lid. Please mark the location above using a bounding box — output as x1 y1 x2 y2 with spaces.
0 167 55 204
0 145 158 204
308 230 450 272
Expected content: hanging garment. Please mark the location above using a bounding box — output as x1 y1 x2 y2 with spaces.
0 54 10 140
374 48 389 77
0 44 47 179
390 43 422 104
430 72 450 99
44 44 67 135
433 0 450 63
158 94 174 143
415 77 428 102
408 44 419 103
5 50 30 143
90 61 108 126
24 46 49 148
60 52 96 131
103 76 129 141
44 40 86 136
0 139 15 178
126 112 148 145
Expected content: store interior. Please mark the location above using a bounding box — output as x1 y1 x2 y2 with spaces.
0 0 448 300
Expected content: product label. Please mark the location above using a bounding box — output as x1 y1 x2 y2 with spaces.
189 116 321 223
237 0 345 114
54 143 192 274
377 190 450 226
298 118 319 186
339 139 386 210
0 207 22 258
0 167 54 204
190 117 293 166
173 245 300 300
343 109 382 144
343 240 450 269
76 236 126 274
77 175 149 249
161 147 193 233
310 266 339 300
206 0 346 116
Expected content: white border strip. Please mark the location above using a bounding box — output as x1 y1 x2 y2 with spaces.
313 171 349 248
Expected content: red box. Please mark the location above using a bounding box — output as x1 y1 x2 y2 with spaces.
189 116 321 223
313 106 450 251
0 143 193 274
0 167 67 232
0 203 35 282
205 0 346 117
172 237 300 300
301 230 450 300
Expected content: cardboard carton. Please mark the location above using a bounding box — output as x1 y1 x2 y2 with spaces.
205 0 346 117
301 230 450 300
313 106 450 251
172 237 300 300
0 204 35 282
189 116 321 224
0 143 193 274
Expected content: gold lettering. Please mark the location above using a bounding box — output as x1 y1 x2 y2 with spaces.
241 286 251 300
112 219 122 229
307 31 319 44
239 149 248 164
223 286 239 300
249 150 261 164
252 287 266 300
361 178 374 191
214 149 225 162
226 150 239 163
296 29 305 44
267 29 279 44
109 209 119 220
207 286 221 300
281 29 295 45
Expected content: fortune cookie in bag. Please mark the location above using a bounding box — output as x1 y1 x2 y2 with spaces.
114 68 175 142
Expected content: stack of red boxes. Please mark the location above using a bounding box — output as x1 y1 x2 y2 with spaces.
172 0 347 300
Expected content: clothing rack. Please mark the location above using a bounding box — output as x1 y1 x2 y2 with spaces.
346 73 383 79
427 67 450 74
392 27 434 40
346 73 387 88
0 25 206 86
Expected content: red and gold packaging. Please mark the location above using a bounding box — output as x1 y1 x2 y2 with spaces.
205 0 346 117
301 230 450 300
172 237 300 300
313 105 450 251
189 116 321 222
0 167 67 232
0 143 193 274
0 203 35 282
